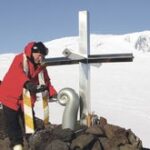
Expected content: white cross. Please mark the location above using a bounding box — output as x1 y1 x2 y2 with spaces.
43 10 133 126
78 11 91 125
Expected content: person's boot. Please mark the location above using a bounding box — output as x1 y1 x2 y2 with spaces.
13 144 23 150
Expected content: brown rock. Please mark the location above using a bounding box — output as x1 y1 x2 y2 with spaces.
99 117 107 127
91 140 102 150
71 134 95 149
99 137 119 150
120 143 139 150
85 125 104 136
109 135 128 147
127 129 142 146
103 124 126 139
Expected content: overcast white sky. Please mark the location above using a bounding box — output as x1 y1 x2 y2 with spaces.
0 0 150 53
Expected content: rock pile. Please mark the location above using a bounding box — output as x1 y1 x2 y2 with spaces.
0 108 147 150
28 117 143 150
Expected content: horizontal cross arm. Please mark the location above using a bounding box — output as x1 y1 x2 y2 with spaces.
88 53 134 63
42 57 78 66
42 53 133 66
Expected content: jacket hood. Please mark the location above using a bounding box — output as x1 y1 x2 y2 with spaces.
24 41 36 58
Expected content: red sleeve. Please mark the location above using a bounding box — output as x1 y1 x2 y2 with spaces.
49 84 57 97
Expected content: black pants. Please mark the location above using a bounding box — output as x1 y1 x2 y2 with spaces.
3 105 31 147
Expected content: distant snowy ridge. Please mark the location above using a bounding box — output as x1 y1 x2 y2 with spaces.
124 30 150 52
44 30 150 57
1 31 150 58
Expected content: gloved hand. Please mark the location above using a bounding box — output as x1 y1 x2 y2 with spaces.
36 85 48 93
24 81 48 93
24 81 37 93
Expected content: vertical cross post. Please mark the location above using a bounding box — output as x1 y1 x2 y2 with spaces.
79 11 91 125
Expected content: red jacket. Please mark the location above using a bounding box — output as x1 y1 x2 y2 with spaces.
0 42 57 111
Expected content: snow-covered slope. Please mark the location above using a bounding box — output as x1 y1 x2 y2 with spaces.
44 30 150 56
0 31 150 148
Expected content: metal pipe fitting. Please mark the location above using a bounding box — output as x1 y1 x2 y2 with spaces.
57 88 80 130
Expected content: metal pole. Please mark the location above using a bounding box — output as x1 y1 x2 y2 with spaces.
79 11 91 125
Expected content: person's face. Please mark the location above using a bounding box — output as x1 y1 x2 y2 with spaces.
32 52 45 64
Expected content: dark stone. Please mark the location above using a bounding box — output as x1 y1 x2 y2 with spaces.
0 112 145 150
91 140 102 150
52 127 75 142
71 134 95 149
35 117 45 131
45 139 69 150
29 129 52 150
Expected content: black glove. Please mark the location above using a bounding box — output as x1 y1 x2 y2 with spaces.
24 81 47 93
36 85 48 93
24 81 37 93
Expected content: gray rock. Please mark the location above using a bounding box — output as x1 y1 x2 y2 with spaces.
45 139 69 150
52 127 74 142
71 134 95 149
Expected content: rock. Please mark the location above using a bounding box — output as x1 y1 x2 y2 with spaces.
0 138 11 150
91 140 102 150
52 127 75 142
71 134 95 149
99 137 117 150
29 129 52 150
85 125 104 136
0 114 144 150
74 123 87 137
103 124 126 139
34 117 45 131
127 129 142 146
120 143 139 150
45 139 69 150
111 134 128 146
99 116 107 128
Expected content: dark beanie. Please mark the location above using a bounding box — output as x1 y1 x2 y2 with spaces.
32 42 48 56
